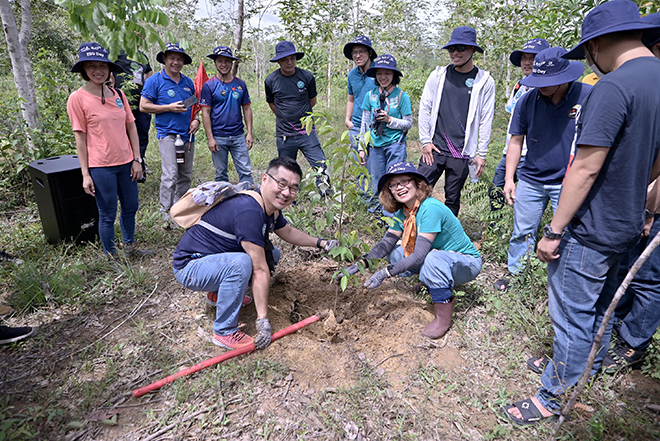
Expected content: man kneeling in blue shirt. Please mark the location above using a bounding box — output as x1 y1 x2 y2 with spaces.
172 157 339 350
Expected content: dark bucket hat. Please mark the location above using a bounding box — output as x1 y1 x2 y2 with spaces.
365 54 403 78
509 38 550 66
377 162 429 194
207 46 240 61
441 26 484 53
156 42 193 65
564 0 660 59
343 35 378 60
270 41 304 62
70 42 123 73
642 12 660 48
520 47 585 88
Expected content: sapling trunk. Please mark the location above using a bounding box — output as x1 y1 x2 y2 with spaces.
550 228 660 439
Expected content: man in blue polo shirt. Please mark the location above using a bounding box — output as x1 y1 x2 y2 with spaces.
173 157 339 350
344 36 377 153
140 43 200 222
505 0 660 425
495 48 591 292
200 46 254 184
265 41 330 196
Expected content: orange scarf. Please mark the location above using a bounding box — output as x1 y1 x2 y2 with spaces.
401 199 421 257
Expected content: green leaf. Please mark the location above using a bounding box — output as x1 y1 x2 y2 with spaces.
66 421 84 429
340 275 348 291
326 211 334 226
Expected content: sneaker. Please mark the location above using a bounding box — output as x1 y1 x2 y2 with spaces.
212 330 254 350
206 292 252 307
122 243 154 259
602 340 646 374
0 325 36 345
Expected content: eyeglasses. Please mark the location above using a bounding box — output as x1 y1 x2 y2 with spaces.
388 178 412 190
446 45 467 53
266 172 300 194
352 49 368 57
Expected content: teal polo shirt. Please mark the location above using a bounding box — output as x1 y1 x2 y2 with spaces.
347 66 375 127
142 70 195 141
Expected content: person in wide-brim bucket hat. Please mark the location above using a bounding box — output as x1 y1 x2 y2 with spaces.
642 12 660 48
563 0 660 59
365 54 403 78
509 38 550 66
70 42 123 73
156 42 193 65
441 26 484 53
343 35 377 60
269 41 304 62
520 47 584 88
207 46 240 61
377 161 429 194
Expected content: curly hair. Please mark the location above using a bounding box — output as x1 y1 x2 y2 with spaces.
379 175 433 213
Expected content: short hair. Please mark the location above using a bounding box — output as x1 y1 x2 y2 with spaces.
392 74 402 86
267 156 303 180
379 175 433 213
600 29 643 42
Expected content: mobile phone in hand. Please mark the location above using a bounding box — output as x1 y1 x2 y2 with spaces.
183 95 199 109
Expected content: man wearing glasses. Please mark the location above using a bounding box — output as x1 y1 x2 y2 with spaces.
173 157 339 351
417 26 495 216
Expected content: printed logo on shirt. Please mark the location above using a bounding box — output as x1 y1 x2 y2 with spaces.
262 224 267 236
297 81 305 89
568 104 581 119
184 87 192 93
465 78 475 88
116 98 124 108
167 89 175 97
232 91 240 99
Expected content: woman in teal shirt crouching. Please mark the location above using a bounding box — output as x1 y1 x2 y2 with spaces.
341 162 481 339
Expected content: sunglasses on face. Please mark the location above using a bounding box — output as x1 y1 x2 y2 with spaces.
446 45 467 53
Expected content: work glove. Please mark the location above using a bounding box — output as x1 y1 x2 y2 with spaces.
338 263 360 282
364 267 390 289
323 239 340 252
254 318 272 349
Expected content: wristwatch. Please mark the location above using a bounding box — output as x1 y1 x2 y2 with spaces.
645 209 655 219
133 157 143 164
543 224 564 240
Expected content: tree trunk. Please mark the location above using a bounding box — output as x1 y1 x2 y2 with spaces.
232 0 244 78
326 41 332 108
504 53 510 98
0 0 41 144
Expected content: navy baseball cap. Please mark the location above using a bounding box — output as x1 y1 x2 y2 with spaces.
366 54 403 78
343 35 377 60
207 46 240 61
441 26 484 53
520 47 585 88
377 162 429 194
509 38 550 66
564 0 660 59
642 13 660 48
156 42 193 65
71 43 123 73
270 41 304 62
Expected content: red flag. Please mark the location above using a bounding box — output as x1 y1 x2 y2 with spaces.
191 59 208 122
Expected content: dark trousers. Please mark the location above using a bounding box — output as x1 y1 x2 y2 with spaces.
133 108 152 159
417 151 468 216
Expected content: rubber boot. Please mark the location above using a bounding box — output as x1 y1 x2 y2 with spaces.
421 299 454 339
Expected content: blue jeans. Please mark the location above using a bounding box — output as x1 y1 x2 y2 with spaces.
537 232 624 412
388 246 482 302
89 162 139 254
211 135 254 184
491 154 525 189
508 179 562 274
613 214 660 351
277 132 329 191
348 127 369 195
367 141 407 198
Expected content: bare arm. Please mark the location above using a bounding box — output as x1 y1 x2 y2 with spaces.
73 131 95 196
139 96 186 114
241 241 270 319
126 121 143 181
275 224 329 248
310 96 317 108
268 102 277 116
345 95 355 128
243 104 253 149
202 107 217 152
503 134 524 205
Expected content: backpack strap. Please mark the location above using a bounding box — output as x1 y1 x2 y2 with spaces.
240 190 280 222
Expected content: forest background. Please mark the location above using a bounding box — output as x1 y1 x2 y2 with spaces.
1 0 660 439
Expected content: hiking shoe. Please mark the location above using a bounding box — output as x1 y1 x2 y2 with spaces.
206 292 252 307
212 330 254 350
602 340 646 374
122 243 154 259
0 325 36 345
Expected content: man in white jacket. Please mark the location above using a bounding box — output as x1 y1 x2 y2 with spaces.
418 26 495 216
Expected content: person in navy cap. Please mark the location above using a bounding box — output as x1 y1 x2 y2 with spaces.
603 11 660 376
505 0 660 425
339 162 481 340
140 42 200 225
344 36 377 150
265 41 330 196
358 54 413 214
417 26 495 216
489 38 549 212
200 46 254 184
492 47 592 293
